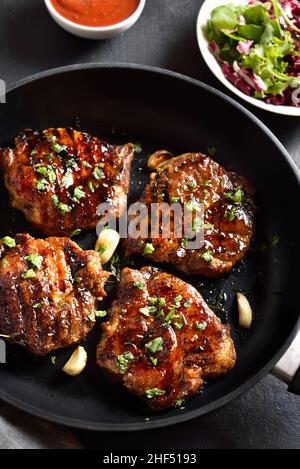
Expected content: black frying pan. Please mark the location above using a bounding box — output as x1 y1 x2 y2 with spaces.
0 64 299 431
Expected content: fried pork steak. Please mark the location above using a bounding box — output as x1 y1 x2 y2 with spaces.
0 234 109 355
0 128 134 236
97 267 236 410
124 151 255 277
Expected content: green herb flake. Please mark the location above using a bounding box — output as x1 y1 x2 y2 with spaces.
201 250 214 262
174 295 183 304
145 337 163 354
51 142 67 154
207 147 217 156
50 355 56 365
193 217 203 233
225 207 238 221
61 171 73 189
32 303 41 309
145 388 166 399
24 253 43 270
88 312 96 322
83 161 92 169
95 310 108 318
134 142 142 153
272 235 280 247
170 196 181 203
134 281 145 290
70 229 81 238
144 243 155 255
117 352 134 374
93 166 105 181
0 236 16 248
22 269 37 279
72 186 85 203
175 399 185 408
225 186 244 203
196 321 207 331
149 357 158 366
184 300 192 308
88 180 96 193
186 197 200 213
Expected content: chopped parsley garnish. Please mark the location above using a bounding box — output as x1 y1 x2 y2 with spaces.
173 321 183 330
149 357 158 366
83 161 92 169
24 253 43 270
192 217 203 233
145 337 163 354
225 186 244 203
0 236 16 248
144 243 155 255
202 179 212 187
145 388 166 399
174 295 183 304
32 303 41 309
36 165 56 184
93 165 105 180
61 171 73 189
88 181 96 193
70 229 81 238
272 235 280 247
22 269 37 279
51 142 67 154
207 147 217 156
196 321 207 331
134 142 142 153
50 355 56 365
184 300 192 308
181 237 187 248
117 352 134 374
31 149 38 156
51 195 72 214
95 310 108 318
170 196 181 203
186 197 201 212
175 399 185 408
72 186 85 203
139 307 151 317
225 207 238 221
134 281 145 290
201 250 214 262
35 178 49 191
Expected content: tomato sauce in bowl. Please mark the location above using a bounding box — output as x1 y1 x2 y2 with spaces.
50 0 141 27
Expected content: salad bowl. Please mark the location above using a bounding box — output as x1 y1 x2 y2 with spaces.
197 0 300 116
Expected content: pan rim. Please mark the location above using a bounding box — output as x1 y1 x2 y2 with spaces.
1 63 299 432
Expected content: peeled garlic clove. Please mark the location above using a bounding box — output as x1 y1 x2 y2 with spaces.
147 150 173 170
95 229 120 264
62 346 87 376
237 292 253 329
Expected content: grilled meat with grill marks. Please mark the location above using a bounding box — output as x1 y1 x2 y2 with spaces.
0 128 134 236
97 266 236 411
124 150 255 278
0 233 109 355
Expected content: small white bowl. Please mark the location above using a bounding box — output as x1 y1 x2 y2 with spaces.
197 0 300 116
44 0 146 40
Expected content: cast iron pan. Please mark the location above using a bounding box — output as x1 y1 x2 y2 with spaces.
0 64 299 431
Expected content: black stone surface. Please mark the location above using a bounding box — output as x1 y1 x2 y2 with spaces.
0 0 299 449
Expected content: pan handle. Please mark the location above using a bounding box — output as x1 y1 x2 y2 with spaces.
272 330 300 395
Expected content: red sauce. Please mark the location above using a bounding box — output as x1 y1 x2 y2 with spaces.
50 0 140 27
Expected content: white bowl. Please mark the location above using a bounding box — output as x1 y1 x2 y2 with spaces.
44 0 146 40
197 0 300 116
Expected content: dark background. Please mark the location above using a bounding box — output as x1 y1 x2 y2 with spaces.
0 0 299 449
